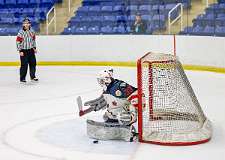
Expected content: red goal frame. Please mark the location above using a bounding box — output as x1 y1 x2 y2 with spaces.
136 52 211 146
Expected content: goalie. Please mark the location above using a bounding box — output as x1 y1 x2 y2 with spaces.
81 68 139 142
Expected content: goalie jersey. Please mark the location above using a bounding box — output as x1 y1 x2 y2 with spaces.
103 79 137 99
102 79 137 122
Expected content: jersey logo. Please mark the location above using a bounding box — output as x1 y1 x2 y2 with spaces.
115 90 122 97
112 101 117 106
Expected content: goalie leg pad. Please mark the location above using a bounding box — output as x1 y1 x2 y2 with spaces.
86 119 133 142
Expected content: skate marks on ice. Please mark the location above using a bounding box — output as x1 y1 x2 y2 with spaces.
1 113 138 160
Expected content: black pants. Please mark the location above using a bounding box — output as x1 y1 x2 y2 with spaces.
20 49 36 81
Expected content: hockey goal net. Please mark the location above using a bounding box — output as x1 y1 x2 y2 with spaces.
137 52 212 145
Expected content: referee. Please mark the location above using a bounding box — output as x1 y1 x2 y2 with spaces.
16 17 38 83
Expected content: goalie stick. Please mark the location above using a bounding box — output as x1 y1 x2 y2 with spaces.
76 96 94 116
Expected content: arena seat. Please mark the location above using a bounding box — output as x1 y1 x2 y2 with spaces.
62 0 191 35
180 0 225 36
0 0 61 35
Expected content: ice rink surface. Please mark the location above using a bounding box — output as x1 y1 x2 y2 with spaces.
0 66 225 160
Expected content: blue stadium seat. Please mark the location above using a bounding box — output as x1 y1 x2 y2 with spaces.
217 13 225 19
152 14 165 22
152 22 166 30
218 0 225 3
216 15 225 24
138 5 152 14
215 19 224 27
77 6 89 13
88 21 101 27
0 27 6 34
139 5 152 11
215 26 225 36
62 0 194 34
102 21 115 27
23 8 35 15
113 25 126 34
206 13 216 20
191 25 204 35
0 0 60 35
100 11 113 16
0 0 4 5
0 17 13 24
165 3 176 10
101 6 113 12
180 1 225 36
152 4 165 11
0 13 9 19
141 15 152 21
80 16 92 22
91 16 103 22
89 6 101 12
6 27 20 35
42 0 54 4
87 26 100 34
76 11 87 16
69 15 83 22
103 15 116 22
17 0 29 5
76 21 90 27
126 26 131 33
62 27 72 35
30 0 41 5
219 3 225 7
127 15 135 22
202 26 215 36
101 25 113 34
87 11 99 16
5 0 17 5
100 2 114 6
0 9 7 13
126 5 138 12
195 13 216 27
146 25 153 34
116 15 126 21
75 26 87 34
113 5 125 12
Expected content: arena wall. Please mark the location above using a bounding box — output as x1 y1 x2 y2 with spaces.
0 35 224 72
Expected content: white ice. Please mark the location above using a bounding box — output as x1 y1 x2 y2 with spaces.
0 66 225 160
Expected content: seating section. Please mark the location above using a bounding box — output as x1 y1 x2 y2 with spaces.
0 0 61 36
180 1 225 36
62 0 191 35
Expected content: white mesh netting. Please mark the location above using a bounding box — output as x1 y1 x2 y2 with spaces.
138 52 212 145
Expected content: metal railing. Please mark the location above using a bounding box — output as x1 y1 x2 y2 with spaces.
46 6 56 35
68 0 71 12
205 0 209 7
168 3 183 34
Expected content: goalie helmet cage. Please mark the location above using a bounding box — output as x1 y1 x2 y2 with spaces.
137 52 212 146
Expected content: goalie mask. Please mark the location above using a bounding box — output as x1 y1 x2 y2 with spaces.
97 68 113 90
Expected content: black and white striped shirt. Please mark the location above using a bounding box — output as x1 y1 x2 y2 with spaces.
16 28 36 51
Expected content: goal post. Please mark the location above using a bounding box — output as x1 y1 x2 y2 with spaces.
137 52 212 145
